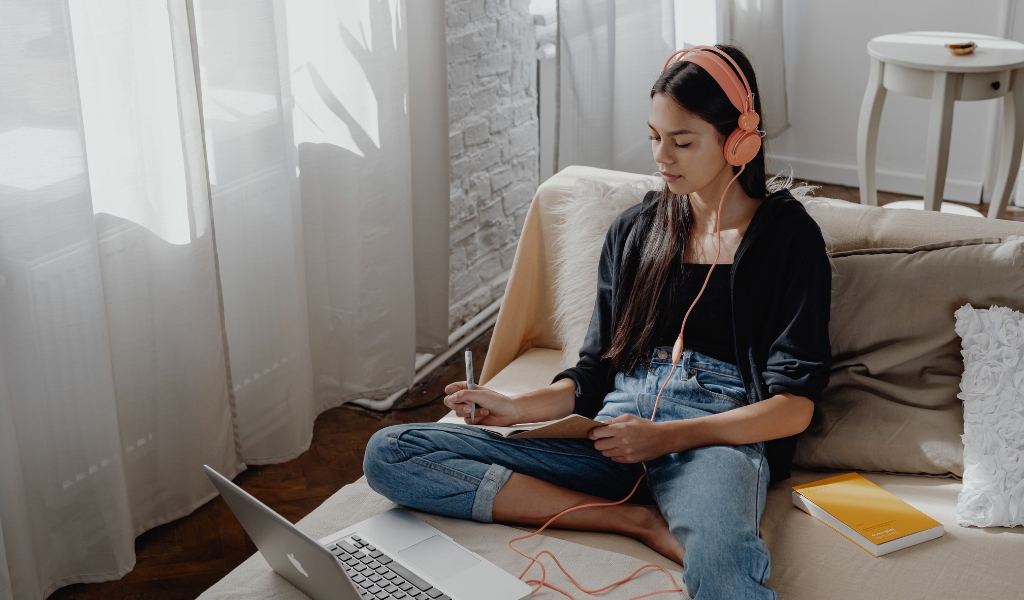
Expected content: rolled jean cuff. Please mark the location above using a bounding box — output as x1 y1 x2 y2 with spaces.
471 463 513 523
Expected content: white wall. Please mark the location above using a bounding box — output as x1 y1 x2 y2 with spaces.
769 0 1013 203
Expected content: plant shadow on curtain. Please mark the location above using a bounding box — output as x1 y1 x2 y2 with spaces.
0 0 428 597
287 0 417 416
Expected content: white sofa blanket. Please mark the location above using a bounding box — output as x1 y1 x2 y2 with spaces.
198 478 686 600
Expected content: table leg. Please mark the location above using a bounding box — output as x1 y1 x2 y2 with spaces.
857 58 887 206
923 71 958 211
988 68 1024 219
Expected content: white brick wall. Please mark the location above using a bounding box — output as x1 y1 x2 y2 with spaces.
446 0 539 331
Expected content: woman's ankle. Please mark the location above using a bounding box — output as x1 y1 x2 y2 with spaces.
611 504 662 537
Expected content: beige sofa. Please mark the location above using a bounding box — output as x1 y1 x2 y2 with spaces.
477 166 1024 599
202 166 1024 600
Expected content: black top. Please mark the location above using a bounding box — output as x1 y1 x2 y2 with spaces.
658 263 736 366
554 188 833 484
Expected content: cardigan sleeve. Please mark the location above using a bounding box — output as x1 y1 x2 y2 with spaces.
551 210 632 417
761 215 833 403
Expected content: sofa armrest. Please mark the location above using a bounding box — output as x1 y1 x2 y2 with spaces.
480 166 657 384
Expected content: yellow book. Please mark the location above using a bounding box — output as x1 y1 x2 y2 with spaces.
792 473 943 557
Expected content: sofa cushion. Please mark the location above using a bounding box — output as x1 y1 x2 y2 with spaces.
800 195 1024 252
794 237 1024 477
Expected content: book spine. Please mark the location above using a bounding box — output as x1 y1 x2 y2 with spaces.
792 492 879 557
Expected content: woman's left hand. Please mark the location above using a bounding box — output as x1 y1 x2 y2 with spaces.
589 415 669 463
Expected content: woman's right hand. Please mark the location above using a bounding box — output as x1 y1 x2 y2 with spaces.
443 382 522 426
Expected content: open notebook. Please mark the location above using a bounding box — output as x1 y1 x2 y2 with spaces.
439 412 606 439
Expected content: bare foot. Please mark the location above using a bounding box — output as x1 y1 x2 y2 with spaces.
632 505 685 566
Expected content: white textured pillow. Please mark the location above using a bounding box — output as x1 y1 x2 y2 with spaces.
551 177 657 369
954 303 1024 527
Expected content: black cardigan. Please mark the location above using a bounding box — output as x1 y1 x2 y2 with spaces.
554 188 833 483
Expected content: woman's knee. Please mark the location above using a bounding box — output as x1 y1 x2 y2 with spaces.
363 424 416 494
363 423 467 493
362 423 500 521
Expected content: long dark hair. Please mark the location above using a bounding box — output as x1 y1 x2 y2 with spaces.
604 44 768 373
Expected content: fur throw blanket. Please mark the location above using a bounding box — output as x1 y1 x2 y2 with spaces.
550 177 658 369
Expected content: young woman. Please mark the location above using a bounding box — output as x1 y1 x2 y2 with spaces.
363 45 832 600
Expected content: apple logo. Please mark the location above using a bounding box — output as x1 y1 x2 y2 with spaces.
287 553 309 577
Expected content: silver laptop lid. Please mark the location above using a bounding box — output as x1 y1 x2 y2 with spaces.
204 465 360 600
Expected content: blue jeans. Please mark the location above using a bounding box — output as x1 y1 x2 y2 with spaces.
363 349 773 600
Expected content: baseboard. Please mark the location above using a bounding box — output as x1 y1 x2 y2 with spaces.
771 154 983 205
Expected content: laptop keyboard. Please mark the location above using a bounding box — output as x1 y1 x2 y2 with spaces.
328 534 451 600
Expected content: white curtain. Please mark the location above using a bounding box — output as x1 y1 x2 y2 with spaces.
0 0 447 597
724 0 789 138
555 0 788 174
556 0 677 174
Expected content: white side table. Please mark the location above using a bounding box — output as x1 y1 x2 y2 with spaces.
857 31 1024 219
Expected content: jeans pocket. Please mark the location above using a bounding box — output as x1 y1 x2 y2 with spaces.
692 369 748 407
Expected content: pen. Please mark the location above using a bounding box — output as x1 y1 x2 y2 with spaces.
464 348 475 422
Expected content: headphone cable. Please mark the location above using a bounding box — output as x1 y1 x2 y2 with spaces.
507 165 745 599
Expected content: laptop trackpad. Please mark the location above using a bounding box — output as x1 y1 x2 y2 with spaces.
398 535 480 581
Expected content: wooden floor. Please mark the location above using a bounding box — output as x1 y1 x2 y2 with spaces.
48 179 1024 599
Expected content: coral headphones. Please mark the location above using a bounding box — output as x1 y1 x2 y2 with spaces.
662 45 762 166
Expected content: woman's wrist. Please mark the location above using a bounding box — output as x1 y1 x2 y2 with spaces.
659 418 704 454
508 379 576 424
505 394 529 424
654 394 815 453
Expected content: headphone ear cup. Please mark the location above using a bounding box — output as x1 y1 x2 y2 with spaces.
724 128 761 166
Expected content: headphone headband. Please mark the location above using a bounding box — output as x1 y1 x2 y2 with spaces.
660 45 762 167
662 46 755 115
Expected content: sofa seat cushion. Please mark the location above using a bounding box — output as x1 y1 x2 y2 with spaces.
547 468 1024 599
198 470 1024 600
482 347 564 396
197 478 685 600
764 469 1024 599
484 348 1024 599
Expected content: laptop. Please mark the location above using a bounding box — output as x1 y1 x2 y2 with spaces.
205 466 533 600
